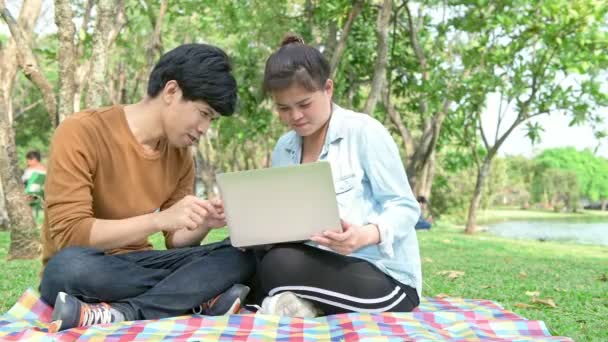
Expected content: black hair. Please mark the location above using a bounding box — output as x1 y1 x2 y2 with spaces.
26 150 41 161
417 196 428 204
147 44 237 116
262 33 330 94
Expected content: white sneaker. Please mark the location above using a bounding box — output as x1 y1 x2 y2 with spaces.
259 292 321 318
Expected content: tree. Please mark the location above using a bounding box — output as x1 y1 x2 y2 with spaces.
328 0 364 80
363 0 392 114
458 0 608 233
0 0 46 257
0 0 41 229
532 147 608 210
381 0 473 199
54 0 76 121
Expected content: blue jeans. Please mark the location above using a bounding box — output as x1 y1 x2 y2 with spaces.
40 240 255 320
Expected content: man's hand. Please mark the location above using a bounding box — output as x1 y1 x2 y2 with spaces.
156 195 211 232
199 198 226 229
310 220 380 255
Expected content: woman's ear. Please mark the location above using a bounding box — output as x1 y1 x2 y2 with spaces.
324 79 334 99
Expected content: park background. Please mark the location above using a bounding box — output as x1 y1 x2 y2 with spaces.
1 0 607 340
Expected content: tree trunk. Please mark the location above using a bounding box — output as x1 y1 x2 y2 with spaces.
127 0 167 103
416 150 436 199
145 0 168 74
71 0 94 113
405 102 450 195
0 180 8 230
198 136 217 199
601 199 607 211
465 157 492 234
55 0 76 122
363 0 392 115
329 0 364 80
0 112 40 258
85 0 114 108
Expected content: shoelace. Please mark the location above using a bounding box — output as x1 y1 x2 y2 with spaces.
80 303 114 326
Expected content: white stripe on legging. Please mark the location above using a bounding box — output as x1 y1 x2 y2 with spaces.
268 285 401 304
297 292 407 313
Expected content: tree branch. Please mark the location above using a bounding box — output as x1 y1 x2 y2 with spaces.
55 0 76 121
76 0 94 60
364 0 392 114
329 0 364 79
1 4 57 125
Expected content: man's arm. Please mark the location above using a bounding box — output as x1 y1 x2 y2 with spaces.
90 195 214 250
158 154 214 248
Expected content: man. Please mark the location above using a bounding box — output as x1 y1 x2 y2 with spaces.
40 44 255 332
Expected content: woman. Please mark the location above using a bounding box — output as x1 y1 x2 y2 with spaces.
256 34 422 317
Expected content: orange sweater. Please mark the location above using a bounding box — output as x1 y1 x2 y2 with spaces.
42 105 194 266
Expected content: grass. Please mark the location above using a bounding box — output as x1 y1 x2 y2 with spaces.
1 210 607 341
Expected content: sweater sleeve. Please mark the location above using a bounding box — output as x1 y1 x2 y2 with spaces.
45 118 98 249
161 151 195 249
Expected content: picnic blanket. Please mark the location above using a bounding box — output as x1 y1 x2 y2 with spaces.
0 288 572 341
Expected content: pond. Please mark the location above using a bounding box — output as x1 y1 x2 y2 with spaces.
486 220 608 246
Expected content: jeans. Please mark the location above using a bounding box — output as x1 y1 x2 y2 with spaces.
40 240 255 320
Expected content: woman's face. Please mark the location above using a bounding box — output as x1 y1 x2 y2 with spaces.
271 80 333 137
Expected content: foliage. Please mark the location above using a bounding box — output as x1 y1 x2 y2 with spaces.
532 147 608 206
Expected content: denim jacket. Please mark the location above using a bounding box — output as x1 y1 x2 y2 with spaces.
271 104 422 296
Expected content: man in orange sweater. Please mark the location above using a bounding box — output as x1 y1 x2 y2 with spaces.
40 44 254 331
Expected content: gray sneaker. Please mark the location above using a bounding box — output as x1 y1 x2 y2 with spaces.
51 292 125 331
192 284 250 316
259 291 321 318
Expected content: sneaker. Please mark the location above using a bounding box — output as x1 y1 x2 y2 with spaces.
258 291 321 318
51 292 125 332
192 284 250 316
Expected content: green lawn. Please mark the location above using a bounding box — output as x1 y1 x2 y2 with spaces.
1 212 607 341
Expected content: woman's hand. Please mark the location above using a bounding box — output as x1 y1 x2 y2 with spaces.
310 220 380 255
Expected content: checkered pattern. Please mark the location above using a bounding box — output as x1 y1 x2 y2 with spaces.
0 288 573 341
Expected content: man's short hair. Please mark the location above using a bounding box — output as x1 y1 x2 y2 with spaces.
147 44 238 116
26 150 41 161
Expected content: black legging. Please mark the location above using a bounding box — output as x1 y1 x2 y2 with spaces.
256 243 419 315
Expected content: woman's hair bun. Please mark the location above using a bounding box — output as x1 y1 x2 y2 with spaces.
280 33 305 47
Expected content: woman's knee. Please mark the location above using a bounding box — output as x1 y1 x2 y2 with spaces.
259 245 312 283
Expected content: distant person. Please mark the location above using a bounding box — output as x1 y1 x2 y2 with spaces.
22 150 46 185
22 150 47 222
414 196 432 230
39 44 254 332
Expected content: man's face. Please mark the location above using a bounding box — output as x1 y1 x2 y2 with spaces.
161 82 220 148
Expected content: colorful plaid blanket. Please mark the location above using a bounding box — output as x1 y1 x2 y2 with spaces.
0 288 572 341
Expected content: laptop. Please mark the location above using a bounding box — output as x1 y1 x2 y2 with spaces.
216 161 342 248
